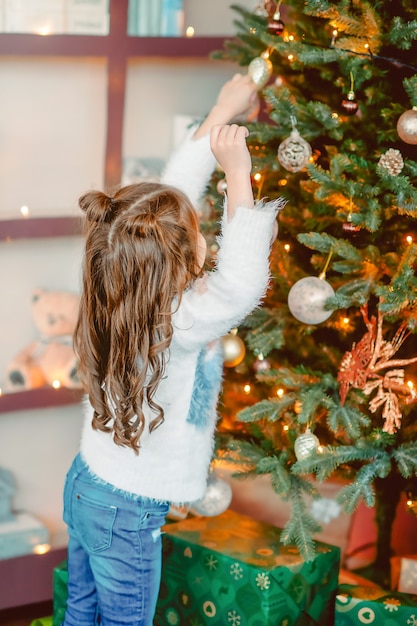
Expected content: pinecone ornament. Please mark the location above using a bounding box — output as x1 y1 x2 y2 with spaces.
377 148 404 176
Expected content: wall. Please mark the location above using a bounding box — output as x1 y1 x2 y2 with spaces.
0 5 255 547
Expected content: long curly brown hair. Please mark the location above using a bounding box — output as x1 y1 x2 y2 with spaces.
74 182 202 454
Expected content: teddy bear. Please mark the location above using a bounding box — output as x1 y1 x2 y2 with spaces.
6 288 82 391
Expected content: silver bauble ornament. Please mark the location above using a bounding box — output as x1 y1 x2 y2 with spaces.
294 428 320 461
397 108 417 145
216 179 227 194
190 473 233 517
277 128 312 172
221 333 246 367
288 276 335 324
248 55 273 89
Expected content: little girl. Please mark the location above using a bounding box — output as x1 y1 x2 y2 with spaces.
62 74 283 625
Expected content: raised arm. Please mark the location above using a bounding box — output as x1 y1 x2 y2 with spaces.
161 74 258 207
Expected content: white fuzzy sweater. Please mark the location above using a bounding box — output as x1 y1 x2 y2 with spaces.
80 126 283 503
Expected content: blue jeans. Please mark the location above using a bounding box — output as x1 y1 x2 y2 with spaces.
62 454 169 626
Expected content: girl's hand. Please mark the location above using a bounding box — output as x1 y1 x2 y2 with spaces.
210 124 254 217
210 124 251 178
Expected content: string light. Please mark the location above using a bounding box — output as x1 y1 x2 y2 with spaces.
284 243 291 252
278 179 288 186
20 205 29 217
52 379 61 389
406 235 413 245
331 29 338 46
287 54 295 62
253 172 262 183
243 384 252 394
33 543 50 555
283 424 289 431
185 26 194 37
276 388 284 398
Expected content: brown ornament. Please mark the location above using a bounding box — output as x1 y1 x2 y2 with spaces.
268 11 285 35
341 90 358 116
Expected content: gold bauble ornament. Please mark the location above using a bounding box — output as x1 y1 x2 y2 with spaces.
248 54 273 89
221 332 246 367
397 107 417 145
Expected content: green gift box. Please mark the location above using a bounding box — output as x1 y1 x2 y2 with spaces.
155 509 340 625
53 559 68 626
30 619 53 626
335 584 417 625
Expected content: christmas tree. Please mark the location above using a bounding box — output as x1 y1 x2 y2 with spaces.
202 0 417 586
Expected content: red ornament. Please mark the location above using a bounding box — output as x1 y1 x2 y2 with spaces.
341 90 359 116
268 12 285 35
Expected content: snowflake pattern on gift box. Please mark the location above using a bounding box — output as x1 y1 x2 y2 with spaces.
383 597 401 612
310 497 342 524
228 610 242 626
204 554 218 571
255 572 271 590
407 615 417 626
165 607 181 625
230 563 244 580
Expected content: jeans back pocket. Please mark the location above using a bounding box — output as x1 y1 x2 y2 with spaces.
75 492 117 553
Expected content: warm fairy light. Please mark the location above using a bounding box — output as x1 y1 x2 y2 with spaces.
243 384 251 394
406 235 413 244
343 317 350 325
283 424 289 431
249 27 257 34
284 243 291 252
0 387 2 396
364 43 369 49
33 543 51 555
278 179 288 186
317 445 324 453
287 54 294 62
185 26 195 37
407 499 414 507
52 379 61 389
407 380 414 390
331 112 339 120
36 26 51 36
288 35 294 41
261 50 270 60
332 29 338 37
20 205 29 217
253 172 263 182
276 388 284 398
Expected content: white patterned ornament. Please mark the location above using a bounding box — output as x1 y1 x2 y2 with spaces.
294 428 320 461
248 55 273 89
190 473 233 517
288 276 335 324
277 128 312 172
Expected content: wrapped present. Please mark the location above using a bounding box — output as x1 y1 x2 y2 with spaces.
155 509 340 625
391 554 417 594
335 584 417 625
53 560 68 626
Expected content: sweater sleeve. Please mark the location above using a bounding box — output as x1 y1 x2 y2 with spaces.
160 124 217 208
172 197 286 351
